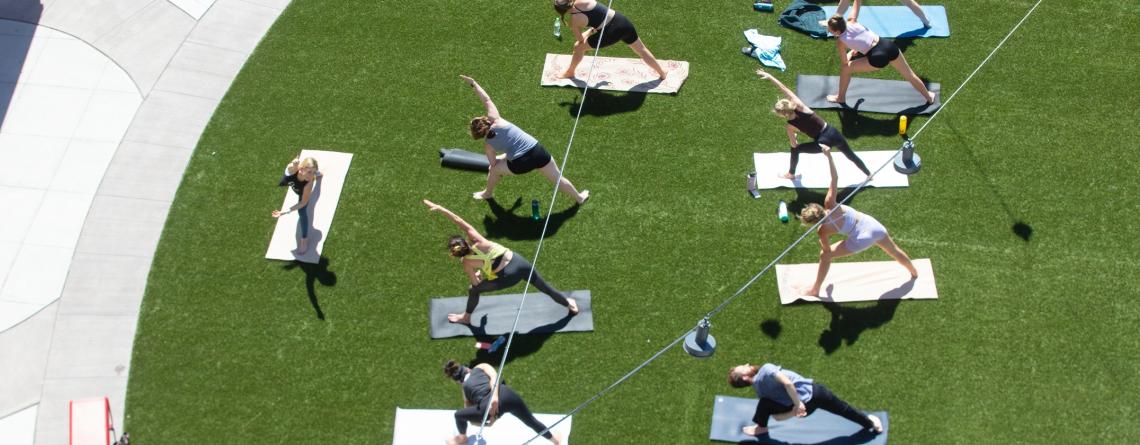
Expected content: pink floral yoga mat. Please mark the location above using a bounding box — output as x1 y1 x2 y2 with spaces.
541 53 689 94
776 259 938 305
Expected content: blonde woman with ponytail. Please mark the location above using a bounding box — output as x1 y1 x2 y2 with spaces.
797 145 917 298
272 154 321 254
756 69 870 180
460 75 589 204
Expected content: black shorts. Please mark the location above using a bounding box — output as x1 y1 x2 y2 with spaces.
866 39 900 68
506 143 553 174
587 12 639 48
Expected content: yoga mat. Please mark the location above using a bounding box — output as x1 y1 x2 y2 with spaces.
776 258 936 305
824 5 950 38
797 75 940 115
265 150 353 264
711 395 888 444
429 290 593 339
440 147 491 172
393 407 572 445
540 53 689 94
753 151 909 189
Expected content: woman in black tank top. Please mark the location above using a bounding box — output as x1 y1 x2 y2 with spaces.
442 360 563 444
271 155 321 254
553 0 668 80
755 69 871 179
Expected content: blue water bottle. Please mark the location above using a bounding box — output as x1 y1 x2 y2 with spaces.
531 199 541 221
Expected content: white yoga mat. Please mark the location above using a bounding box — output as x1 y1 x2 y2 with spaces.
776 258 937 305
540 53 689 94
265 150 353 263
753 151 908 189
393 407 572 445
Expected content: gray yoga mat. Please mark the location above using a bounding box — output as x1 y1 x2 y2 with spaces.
711 395 889 444
797 74 940 115
429 290 593 339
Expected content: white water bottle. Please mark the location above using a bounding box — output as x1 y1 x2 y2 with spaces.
553 17 562 39
778 200 789 223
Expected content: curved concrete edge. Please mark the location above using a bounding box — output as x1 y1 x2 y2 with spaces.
20 0 292 443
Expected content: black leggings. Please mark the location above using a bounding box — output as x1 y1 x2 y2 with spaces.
466 253 571 314
789 126 870 176
455 385 553 439
751 383 874 430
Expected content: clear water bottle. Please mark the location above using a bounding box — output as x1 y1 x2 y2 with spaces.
778 200 789 223
531 199 541 221
553 17 562 39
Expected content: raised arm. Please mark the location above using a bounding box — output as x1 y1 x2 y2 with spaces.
822 146 838 209
756 69 807 110
423 199 487 244
459 75 500 120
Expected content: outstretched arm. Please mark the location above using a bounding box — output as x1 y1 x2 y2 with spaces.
423 199 487 244
475 364 501 419
756 69 807 110
822 146 838 209
459 75 500 119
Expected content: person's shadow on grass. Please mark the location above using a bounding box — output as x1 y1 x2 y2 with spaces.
282 256 337 320
787 186 864 218
816 281 911 355
468 315 576 365
481 197 580 241
559 89 647 117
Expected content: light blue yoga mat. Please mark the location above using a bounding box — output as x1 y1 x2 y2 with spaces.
823 5 950 38
711 395 889 444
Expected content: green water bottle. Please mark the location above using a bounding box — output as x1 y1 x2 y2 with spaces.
531 199 541 221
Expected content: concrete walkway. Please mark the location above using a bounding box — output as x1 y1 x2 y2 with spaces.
0 0 290 443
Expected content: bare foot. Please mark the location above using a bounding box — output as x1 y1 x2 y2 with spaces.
743 425 769 436
925 91 936 104
566 298 580 316
550 432 562 445
472 190 493 200
447 312 472 324
577 190 590 205
827 94 845 104
447 434 468 445
558 70 576 79
778 172 801 180
295 238 309 255
868 414 883 433
655 68 668 80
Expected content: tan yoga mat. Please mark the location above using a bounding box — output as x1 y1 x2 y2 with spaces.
540 53 689 94
265 150 353 263
776 259 936 305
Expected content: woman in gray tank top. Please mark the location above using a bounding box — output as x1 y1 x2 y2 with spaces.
461 75 589 205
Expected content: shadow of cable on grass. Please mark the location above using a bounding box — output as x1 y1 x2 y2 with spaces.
481 197 580 241
944 121 1034 242
281 256 337 320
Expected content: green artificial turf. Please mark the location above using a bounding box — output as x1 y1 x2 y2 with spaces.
125 1 1140 443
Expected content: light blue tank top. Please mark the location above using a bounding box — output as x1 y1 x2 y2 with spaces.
486 120 538 160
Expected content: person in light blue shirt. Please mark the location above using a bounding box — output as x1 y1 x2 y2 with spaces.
728 362 882 436
461 75 590 205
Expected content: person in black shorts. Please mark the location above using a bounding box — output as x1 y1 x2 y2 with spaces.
443 360 563 445
462 75 589 204
826 16 935 105
756 69 871 180
553 0 668 79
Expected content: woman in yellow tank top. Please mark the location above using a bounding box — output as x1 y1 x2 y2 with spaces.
424 200 579 324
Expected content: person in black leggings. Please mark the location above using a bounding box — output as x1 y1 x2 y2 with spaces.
553 0 668 79
424 200 579 325
444 360 562 445
756 69 871 179
728 362 883 436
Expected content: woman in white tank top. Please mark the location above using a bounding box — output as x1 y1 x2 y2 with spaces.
824 15 936 105
796 145 918 297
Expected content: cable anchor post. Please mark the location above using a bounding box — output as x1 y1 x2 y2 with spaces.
894 115 922 174
683 318 717 358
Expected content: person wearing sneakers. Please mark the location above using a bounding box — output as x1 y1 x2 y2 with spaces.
728 362 883 437
461 75 589 205
423 199 579 325
756 68 871 180
553 0 668 79
443 360 562 445
825 15 936 105
798 144 917 297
